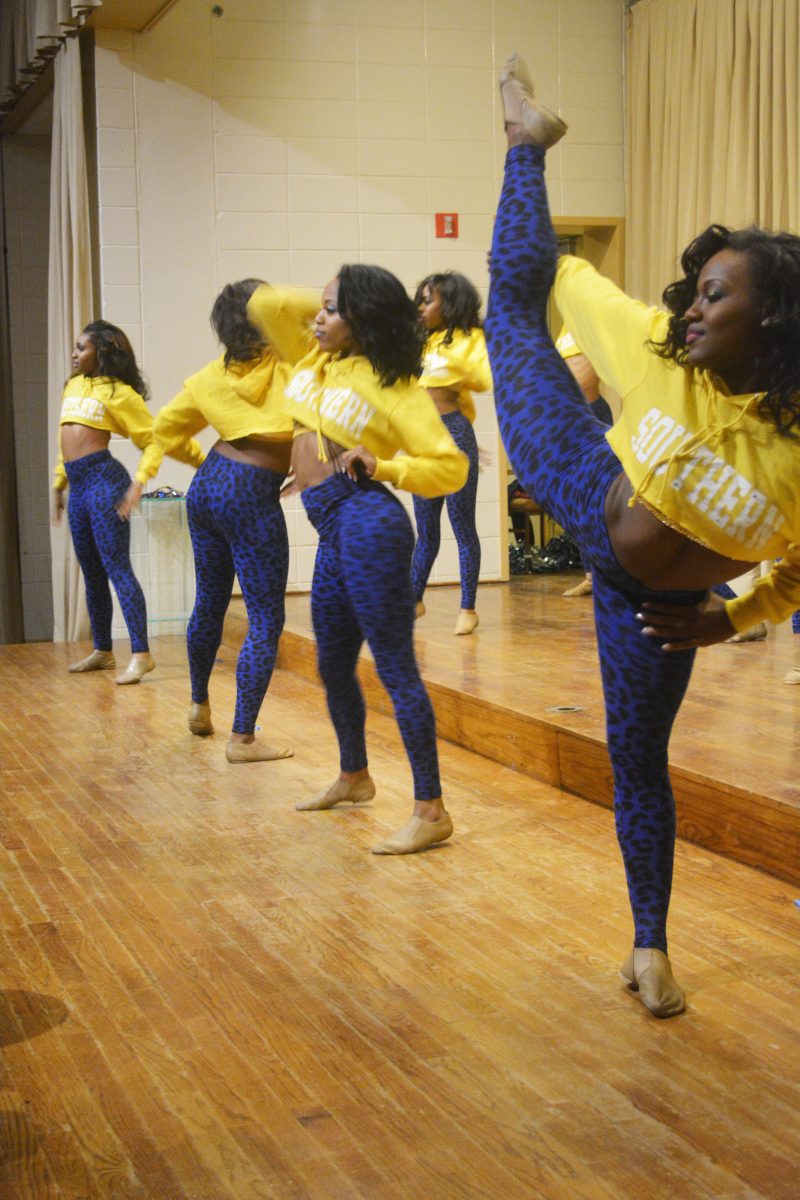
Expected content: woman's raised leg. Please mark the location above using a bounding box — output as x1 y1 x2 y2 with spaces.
485 139 618 549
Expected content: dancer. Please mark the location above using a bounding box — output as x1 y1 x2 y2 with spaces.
153 280 294 764
411 272 492 635
486 54 800 1016
52 320 201 684
247 266 467 853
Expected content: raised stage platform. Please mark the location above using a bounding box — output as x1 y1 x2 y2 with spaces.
226 574 800 888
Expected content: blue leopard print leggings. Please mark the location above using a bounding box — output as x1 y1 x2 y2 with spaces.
302 472 441 800
486 144 707 953
411 410 481 610
65 450 149 653
186 449 288 735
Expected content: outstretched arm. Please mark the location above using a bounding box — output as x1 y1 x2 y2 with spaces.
247 287 319 365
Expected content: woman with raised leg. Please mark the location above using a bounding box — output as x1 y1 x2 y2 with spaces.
411 272 492 635
486 54 800 1016
154 280 294 765
247 267 467 854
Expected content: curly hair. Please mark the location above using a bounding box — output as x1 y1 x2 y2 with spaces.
211 278 268 367
336 264 424 386
651 224 800 435
414 271 483 345
80 321 148 401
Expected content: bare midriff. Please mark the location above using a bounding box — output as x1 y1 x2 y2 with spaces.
604 472 758 591
427 385 460 415
214 435 292 475
291 428 346 489
60 423 111 461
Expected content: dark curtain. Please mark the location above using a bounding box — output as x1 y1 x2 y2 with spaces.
0 140 25 644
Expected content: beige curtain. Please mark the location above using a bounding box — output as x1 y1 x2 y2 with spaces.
48 34 93 642
626 0 800 304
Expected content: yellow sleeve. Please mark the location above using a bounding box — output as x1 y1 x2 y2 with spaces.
553 256 658 398
420 331 492 393
247 286 320 366
153 389 207 469
107 386 163 484
725 548 800 631
53 440 67 491
371 385 469 498
458 333 492 393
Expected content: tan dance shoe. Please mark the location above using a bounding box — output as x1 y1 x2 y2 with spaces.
225 739 293 763
414 601 426 619
562 577 593 598
783 665 800 685
295 775 376 811
500 53 567 148
371 812 453 855
115 655 155 685
69 649 116 673
454 609 479 636
620 947 686 1018
188 701 214 736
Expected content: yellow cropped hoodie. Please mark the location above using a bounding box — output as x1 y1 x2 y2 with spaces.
553 255 800 632
419 327 493 425
53 374 202 491
246 287 468 499
153 352 293 459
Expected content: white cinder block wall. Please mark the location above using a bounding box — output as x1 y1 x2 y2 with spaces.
94 0 625 601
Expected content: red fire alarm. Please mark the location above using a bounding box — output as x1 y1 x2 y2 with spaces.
435 212 459 238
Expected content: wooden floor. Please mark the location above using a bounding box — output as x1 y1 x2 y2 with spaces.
1 579 799 1199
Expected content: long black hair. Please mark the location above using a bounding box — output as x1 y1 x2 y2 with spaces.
651 224 800 435
211 278 268 367
336 264 424 386
414 271 482 345
80 320 149 401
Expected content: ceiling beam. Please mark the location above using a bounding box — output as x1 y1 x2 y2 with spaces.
85 0 183 33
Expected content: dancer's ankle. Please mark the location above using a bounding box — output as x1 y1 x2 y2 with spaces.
340 767 370 784
413 796 446 821
506 124 537 149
